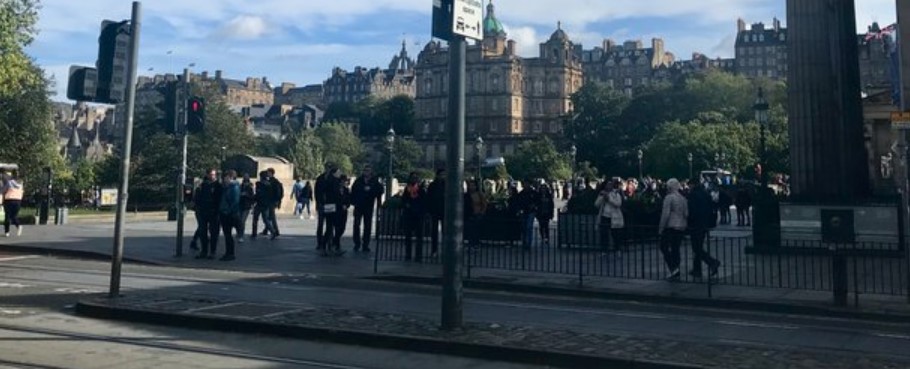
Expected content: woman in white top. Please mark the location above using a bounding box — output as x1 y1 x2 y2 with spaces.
595 179 624 251
2 174 24 237
659 178 687 280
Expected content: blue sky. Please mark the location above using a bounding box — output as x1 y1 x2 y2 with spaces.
28 0 897 101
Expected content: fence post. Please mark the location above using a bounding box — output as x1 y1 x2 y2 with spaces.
706 233 713 298
832 247 848 306
373 209 381 274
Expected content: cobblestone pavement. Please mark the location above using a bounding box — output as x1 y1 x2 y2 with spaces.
92 294 910 369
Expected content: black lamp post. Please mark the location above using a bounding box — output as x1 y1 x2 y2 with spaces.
569 145 577 190
687 152 694 179
637 149 644 179
753 88 770 187
220 146 227 171
385 128 396 201
474 136 484 184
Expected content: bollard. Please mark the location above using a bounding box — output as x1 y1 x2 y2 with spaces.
832 253 848 306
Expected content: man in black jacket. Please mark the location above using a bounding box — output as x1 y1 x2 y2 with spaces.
350 165 384 253
194 169 222 259
266 168 283 238
688 180 721 278
314 163 334 251
426 169 446 258
252 171 275 239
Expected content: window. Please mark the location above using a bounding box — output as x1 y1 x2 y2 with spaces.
490 121 498 132
492 98 500 112
491 74 500 92
641 77 649 85
534 121 543 133
624 78 632 86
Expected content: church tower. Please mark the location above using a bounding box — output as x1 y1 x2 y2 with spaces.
482 0 507 56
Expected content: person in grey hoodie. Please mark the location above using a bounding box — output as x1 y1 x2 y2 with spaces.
659 178 688 281
218 170 241 261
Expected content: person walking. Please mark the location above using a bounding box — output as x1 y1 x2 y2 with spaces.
401 172 427 261
351 165 384 253
300 181 313 220
536 182 555 246
595 179 624 252
658 178 688 281
292 178 305 218
735 186 752 227
688 180 721 278
331 175 353 255
237 173 254 243
1 173 24 237
513 180 540 249
718 187 733 225
252 171 275 240
266 168 283 238
463 179 488 248
426 169 446 258
194 169 222 259
218 170 241 261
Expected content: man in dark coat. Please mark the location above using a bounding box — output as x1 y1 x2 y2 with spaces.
266 168 283 238
426 169 446 258
314 163 335 251
252 171 275 239
350 165 384 253
194 169 222 259
688 180 721 278
401 172 427 261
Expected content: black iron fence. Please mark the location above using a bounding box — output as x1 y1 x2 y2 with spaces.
373 208 909 303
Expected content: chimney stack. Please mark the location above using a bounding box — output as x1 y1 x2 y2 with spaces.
215 70 223 80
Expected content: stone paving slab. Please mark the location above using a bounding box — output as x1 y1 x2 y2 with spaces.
77 293 910 369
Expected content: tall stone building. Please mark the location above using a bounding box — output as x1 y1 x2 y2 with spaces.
578 38 675 95
274 83 324 108
858 23 895 91
414 1 583 163
735 18 788 80
323 42 416 105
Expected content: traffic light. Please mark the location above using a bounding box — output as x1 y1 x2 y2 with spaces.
66 66 98 102
95 20 131 104
156 81 178 133
186 96 206 134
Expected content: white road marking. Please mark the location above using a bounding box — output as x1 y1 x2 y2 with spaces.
717 320 800 330
0 282 29 288
0 255 39 262
873 333 910 340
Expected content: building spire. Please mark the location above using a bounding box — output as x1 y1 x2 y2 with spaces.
558 21 561 30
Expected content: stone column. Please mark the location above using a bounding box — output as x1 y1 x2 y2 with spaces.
787 0 869 201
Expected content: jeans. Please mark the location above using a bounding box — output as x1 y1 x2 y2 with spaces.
333 211 348 249
660 229 685 272
252 205 275 236
297 199 311 216
2 200 21 234
238 208 251 239
689 229 718 274
220 213 239 256
353 207 374 249
317 211 327 249
198 212 220 256
403 213 424 260
267 206 280 235
537 218 551 243
523 213 536 249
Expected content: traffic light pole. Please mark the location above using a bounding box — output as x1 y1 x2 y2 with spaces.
441 35 466 331
175 67 190 257
109 1 142 298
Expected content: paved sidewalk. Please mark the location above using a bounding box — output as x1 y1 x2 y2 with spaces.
76 292 910 369
3 217 910 320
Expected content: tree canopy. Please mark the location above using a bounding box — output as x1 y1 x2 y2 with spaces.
506 137 572 182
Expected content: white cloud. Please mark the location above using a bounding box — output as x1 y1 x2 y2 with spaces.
504 26 539 57
215 15 270 40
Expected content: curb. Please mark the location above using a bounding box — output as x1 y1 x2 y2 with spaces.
367 275 910 324
0 243 161 266
75 299 701 369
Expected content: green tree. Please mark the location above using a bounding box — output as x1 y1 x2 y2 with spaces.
314 123 363 174
377 138 423 181
283 130 324 179
645 120 760 179
506 137 572 181
0 0 42 96
567 82 631 176
373 95 415 136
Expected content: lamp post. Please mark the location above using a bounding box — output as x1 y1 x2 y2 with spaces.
687 152 693 179
637 149 644 180
385 128 396 201
753 88 770 187
569 145 577 193
474 136 484 185
220 146 227 171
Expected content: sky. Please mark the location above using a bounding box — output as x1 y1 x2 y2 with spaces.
27 0 897 102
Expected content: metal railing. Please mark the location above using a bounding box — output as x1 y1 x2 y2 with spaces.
373 209 909 303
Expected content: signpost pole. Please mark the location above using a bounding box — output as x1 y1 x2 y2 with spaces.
441 34 466 331
897 2 910 303
109 1 141 298
175 68 189 257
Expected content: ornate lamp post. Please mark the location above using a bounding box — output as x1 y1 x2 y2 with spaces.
753 88 770 187
687 152 694 179
385 128 396 201
637 149 644 179
474 136 484 185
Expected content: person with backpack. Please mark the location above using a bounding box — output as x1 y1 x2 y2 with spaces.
292 178 305 218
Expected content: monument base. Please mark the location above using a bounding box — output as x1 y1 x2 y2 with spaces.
778 200 902 247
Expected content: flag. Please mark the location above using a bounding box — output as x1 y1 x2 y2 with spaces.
866 23 897 42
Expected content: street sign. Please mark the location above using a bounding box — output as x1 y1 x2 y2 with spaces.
891 111 910 129
452 0 483 40
432 0 454 41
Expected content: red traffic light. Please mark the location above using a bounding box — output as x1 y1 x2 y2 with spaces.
191 101 200 112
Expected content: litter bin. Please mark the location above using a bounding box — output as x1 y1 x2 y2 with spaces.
54 207 69 225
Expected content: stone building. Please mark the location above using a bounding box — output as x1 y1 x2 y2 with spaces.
413 1 583 164
858 23 895 91
669 53 736 78
323 42 416 105
274 83 325 108
578 38 675 95
734 18 788 80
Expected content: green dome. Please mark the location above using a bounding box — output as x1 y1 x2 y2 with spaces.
483 1 506 36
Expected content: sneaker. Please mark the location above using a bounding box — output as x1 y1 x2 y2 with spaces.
666 269 681 281
250 235 257 240
189 242 199 251
219 254 235 261
709 261 721 278
270 233 278 241
16 227 22 237
308 215 314 220
354 246 361 253
238 237 245 243
3 233 8 238
334 249 347 257
299 215 304 220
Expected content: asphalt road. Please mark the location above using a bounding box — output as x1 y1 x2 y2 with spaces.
0 252 546 369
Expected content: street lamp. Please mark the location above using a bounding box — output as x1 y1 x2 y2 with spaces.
474 136 484 185
753 87 770 187
220 146 227 170
385 128 396 201
687 152 694 179
637 149 644 179
569 145 578 192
